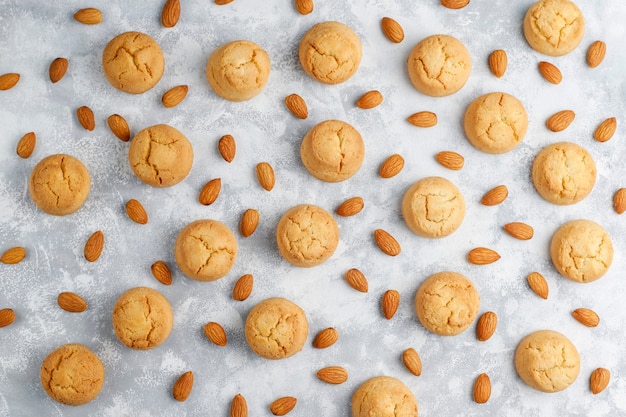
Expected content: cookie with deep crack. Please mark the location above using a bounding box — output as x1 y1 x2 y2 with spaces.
523 0 585 56
352 376 418 417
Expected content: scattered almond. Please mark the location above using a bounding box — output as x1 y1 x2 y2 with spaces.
84 230 104 262
476 311 497 342
613 188 626 214
481 185 508 206
161 0 181 28
336 196 364 217
381 17 404 43
73 8 102 24
240 209 259 237
572 308 600 327
0 308 15 328
49 57 68 83
441 0 470 9
374 229 401 256
16 132 36 159
527 272 548 299
1 247 26 264
316 366 348 384
125 199 148 224
538 61 562 84
232 274 253 301
590 368 610 395
382 289 400 320
256 162 275 191
199 178 221 206
285 94 308 119
467 247 500 265
379 154 404 178
313 327 338 349
57 292 87 313
270 396 297 416
435 151 464 170
546 110 575 132
503 222 534 240
0 73 20 90
151 260 172 285
587 40 606 68
173 371 193 402
294 0 314 15
489 49 507 78
407 111 437 127
473 373 491 404
204 322 227 346
344 268 368 293
218 134 236 162
402 348 422 376
230 393 248 417
107 114 131 142
594 117 616 142
356 90 383 109
76 106 95 131
215 0 235 4
162 85 188 108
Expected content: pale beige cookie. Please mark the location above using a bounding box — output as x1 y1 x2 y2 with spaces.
299 21 362 85
40 343 104 406
415 271 479 336
300 119 365 182
102 31 164 94
205 40 270 101
174 219 238 281
112 286 173 350
550 219 613 283
464 92 528 154
245 297 308 360
515 330 580 392
523 0 585 56
407 34 471 97
532 142 596 205
128 124 194 187
29 154 91 216
352 376 418 417
276 204 339 267
402 177 465 238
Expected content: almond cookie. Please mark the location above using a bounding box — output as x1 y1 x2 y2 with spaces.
112 286 173 350
523 0 585 56
550 219 613 283
301 119 365 182
515 330 580 392
532 142 596 205
352 376 418 417
299 21 362 85
402 177 465 238
174 219 238 281
40 343 104 405
415 271 479 336
205 40 270 101
29 154 90 216
276 204 339 267
128 124 194 187
407 34 471 97
102 31 164 94
245 297 308 360
464 92 528 154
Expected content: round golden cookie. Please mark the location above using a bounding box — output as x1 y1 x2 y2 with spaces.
40 343 105 406
29 154 91 216
415 271 480 336
550 219 613 283
407 34 471 97
245 297 308 360
402 177 465 238
128 124 194 187
464 92 528 154
112 286 173 350
102 31 164 94
205 40 270 102
352 376 418 417
531 142 596 205
299 21 362 85
174 219 238 281
523 0 585 56
515 330 580 392
276 204 339 267
300 120 365 182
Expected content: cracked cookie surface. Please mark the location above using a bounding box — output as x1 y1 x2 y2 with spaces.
301 119 365 182
102 31 164 94
523 0 585 56
29 153 91 216
40 343 105 405
415 271 479 336
175 219 238 281
351 376 418 417
515 330 580 392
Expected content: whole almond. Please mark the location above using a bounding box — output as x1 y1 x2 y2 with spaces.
0 73 20 90
441 0 470 9
84 230 104 262
489 49 507 78
407 111 437 127
381 17 404 43
527 272 548 299
473 373 491 404
232 273 253 301
161 0 181 28
73 8 102 24
503 222 534 240
151 260 173 285
162 85 188 108
270 396 297 416
546 110 575 132
587 40 606 68
402 348 422 376
230 393 248 417
313 327 339 349
336 196 364 217
572 308 600 327
57 292 87 313
125 199 148 224
590 368 610 395
379 154 404 178
173 371 193 402
0 247 26 264
436 151 464 170
218 134 236 162
538 61 562 84
49 57 69 83
0 308 16 328
613 188 626 214
295 0 314 15
199 178 221 205
316 366 348 384
481 185 508 206
374 229 401 256
16 132 36 159
476 311 497 342
467 247 500 265
204 322 227 346
107 114 131 142
285 94 308 119
77 106 95 131
356 90 383 109
256 162 275 191
594 117 616 142
240 209 259 237
344 268 368 293
382 289 400 320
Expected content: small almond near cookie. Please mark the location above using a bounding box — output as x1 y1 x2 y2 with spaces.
317 366 348 384
503 222 534 240
356 90 383 109
57 292 87 313
481 185 508 206
74 8 102 24
473 373 491 404
125 199 148 224
476 311 497 341
256 162 275 191
572 308 600 327
76 106 95 131
107 114 131 142
161 0 181 28
546 110 575 132
218 134 236 162
84 230 104 262
587 40 606 68
151 260 172 285
204 322 227 346
162 85 188 108
0 247 26 264
199 178 221 206
270 396 297 416
295 0 314 15
381 17 404 43
402 348 422 376
382 289 400 320
374 229 401 256
436 151 464 170
344 268 368 292
527 272 548 299
538 61 562 84
379 154 404 178
16 132 36 159
489 49 507 78
240 209 259 237
0 308 16 328
407 111 437 127
594 117 616 142
313 327 338 349
232 273 253 301
173 371 193 402
49 57 68 83
590 368 610 395
468 247 500 265
285 94 308 119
